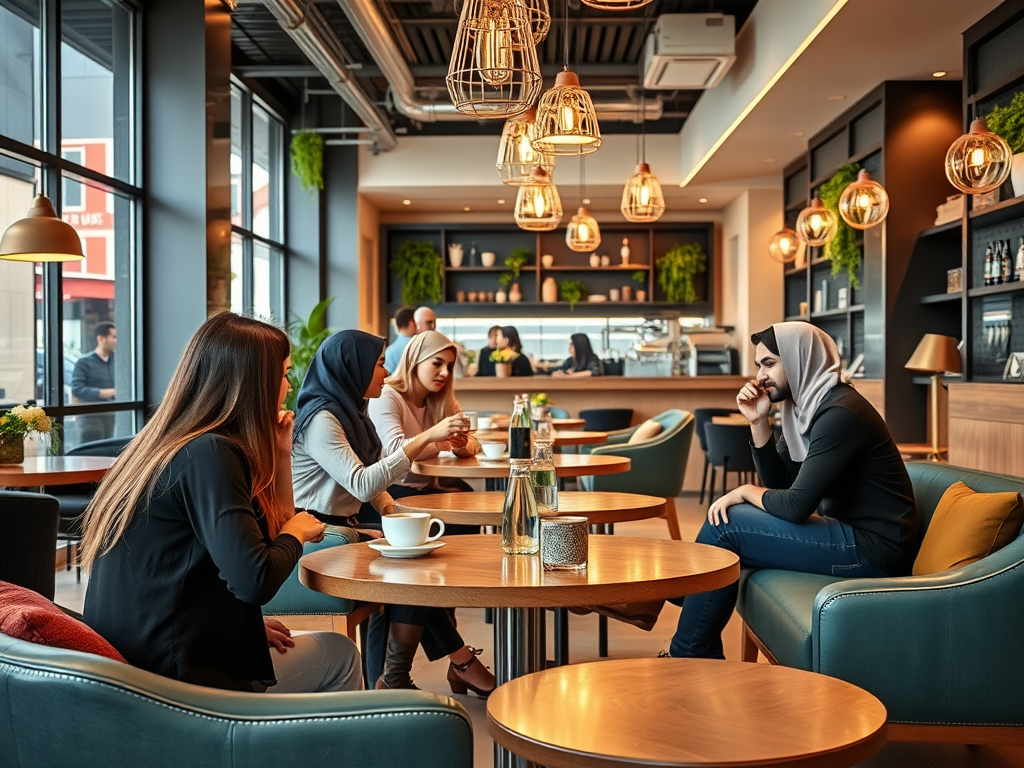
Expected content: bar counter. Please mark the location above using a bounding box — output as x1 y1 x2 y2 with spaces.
456 375 748 493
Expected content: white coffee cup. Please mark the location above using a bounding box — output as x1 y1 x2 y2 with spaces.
481 441 506 458
381 512 445 548
464 411 478 430
477 415 493 430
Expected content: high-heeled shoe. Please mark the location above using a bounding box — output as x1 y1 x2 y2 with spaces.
447 647 495 698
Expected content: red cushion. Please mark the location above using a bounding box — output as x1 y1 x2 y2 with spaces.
0 581 126 663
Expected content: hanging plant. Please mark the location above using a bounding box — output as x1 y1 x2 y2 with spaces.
390 241 443 306
291 132 324 198
818 163 862 288
657 242 707 304
559 279 588 310
505 248 531 280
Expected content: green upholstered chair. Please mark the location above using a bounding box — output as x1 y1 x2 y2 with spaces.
0 632 473 768
737 462 1024 745
548 406 570 419
579 409 695 541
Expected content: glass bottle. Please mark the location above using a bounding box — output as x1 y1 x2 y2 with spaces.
468 241 479 267
1016 236 1024 282
509 395 531 459
534 404 554 444
531 439 558 516
502 457 539 554
985 243 993 286
1003 240 1013 284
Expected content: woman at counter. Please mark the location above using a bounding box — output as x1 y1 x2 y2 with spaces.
497 325 534 377
475 325 500 377
552 333 603 378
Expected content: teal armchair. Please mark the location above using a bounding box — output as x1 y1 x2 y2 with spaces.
0 632 473 768
737 462 1024 745
579 409 695 540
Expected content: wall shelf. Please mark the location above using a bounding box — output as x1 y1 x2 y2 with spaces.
968 195 1024 227
540 265 650 272
811 307 851 319
919 291 962 304
919 220 963 238
967 281 1024 298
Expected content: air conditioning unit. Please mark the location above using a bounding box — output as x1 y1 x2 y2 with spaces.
643 13 736 90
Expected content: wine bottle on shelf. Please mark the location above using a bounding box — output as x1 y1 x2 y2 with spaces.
1016 237 1024 282
984 243 993 286
1003 240 1013 284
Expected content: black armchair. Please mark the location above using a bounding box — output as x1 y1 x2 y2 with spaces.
693 408 740 504
704 423 757 497
0 491 59 600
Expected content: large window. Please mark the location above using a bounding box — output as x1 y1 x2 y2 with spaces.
230 82 285 322
0 0 141 452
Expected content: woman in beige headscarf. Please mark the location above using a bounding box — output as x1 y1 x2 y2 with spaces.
369 330 480 495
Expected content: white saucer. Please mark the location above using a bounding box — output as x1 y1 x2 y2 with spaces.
477 453 510 462
368 540 446 559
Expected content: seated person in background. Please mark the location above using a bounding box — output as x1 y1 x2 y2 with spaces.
82 313 360 693
414 305 437 332
475 325 501 377
291 329 495 696
552 333 604 377
667 322 919 659
496 325 534 377
384 306 416 373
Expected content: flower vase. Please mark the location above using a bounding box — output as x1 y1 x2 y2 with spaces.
448 243 464 268
495 362 512 378
0 434 25 465
496 290 508 303
542 277 558 303
509 283 522 302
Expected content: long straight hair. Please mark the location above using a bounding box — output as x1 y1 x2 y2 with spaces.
500 325 523 354
571 333 598 372
80 313 291 570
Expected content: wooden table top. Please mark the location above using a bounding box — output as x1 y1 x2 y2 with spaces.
483 417 587 430
487 658 888 768
411 454 630 479
711 415 748 426
299 534 738 609
0 456 116 487
395 491 666 527
476 429 608 447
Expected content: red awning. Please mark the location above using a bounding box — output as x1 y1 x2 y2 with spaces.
35 275 115 301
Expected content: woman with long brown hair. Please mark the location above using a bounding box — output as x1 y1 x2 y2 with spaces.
81 313 361 693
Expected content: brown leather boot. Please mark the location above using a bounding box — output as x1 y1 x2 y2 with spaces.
374 639 420 690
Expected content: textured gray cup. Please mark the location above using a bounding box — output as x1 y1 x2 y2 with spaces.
541 516 589 570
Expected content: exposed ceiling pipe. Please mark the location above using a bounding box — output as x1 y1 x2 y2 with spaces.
262 0 398 151
338 0 663 123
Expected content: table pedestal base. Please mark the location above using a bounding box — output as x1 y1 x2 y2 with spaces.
493 607 542 768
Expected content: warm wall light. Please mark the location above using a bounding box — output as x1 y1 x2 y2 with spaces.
932 71 947 78
514 166 562 231
566 207 601 251
839 169 889 229
945 118 1011 194
906 334 962 461
533 70 602 155
795 197 838 246
768 227 800 263
496 108 555 185
0 194 84 262
621 163 666 222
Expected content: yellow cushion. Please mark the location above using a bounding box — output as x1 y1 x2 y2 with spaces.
627 419 662 445
912 481 1024 576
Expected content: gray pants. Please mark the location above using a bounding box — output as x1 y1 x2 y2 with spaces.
268 631 362 692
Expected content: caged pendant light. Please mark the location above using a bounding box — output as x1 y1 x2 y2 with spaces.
496 108 556 185
795 198 838 247
566 158 601 250
838 169 889 229
621 87 664 222
514 166 563 231
446 0 543 119
522 0 551 43
581 0 653 10
945 117 1012 195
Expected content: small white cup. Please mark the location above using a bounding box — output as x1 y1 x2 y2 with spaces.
381 512 445 548
477 416 493 430
481 441 506 458
464 411 478 430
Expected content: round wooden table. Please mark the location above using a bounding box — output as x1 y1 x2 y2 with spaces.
411 454 630 479
0 456 116 488
395 491 665 527
552 417 585 429
476 429 607 447
488 659 888 768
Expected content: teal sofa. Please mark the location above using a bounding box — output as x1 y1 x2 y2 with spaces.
737 461 1024 745
0 631 473 767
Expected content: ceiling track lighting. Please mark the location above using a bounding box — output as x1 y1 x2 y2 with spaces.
514 166 563 231
768 227 800 264
0 195 85 262
945 117 1012 194
839 169 889 229
446 0 542 119
496 108 556 185
795 198 838 247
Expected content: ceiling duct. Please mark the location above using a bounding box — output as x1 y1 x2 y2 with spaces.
643 13 736 90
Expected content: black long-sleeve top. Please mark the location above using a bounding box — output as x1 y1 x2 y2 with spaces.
476 346 496 376
71 351 114 401
558 356 603 376
752 383 919 576
510 354 534 377
84 434 302 691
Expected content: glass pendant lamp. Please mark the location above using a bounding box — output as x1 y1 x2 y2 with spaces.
514 167 562 231
945 118 1011 194
839 169 889 229
446 0 542 119
768 227 800 263
0 195 84 262
496 108 555 185
795 198 838 246
522 0 551 43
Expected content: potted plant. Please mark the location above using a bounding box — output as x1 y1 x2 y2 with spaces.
285 297 335 410
291 132 324 199
656 242 707 304
559 279 588 311
0 404 60 464
505 248 531 280
986 92 1024 196
490 347 519 378
390 241 443 306
818 163 862 287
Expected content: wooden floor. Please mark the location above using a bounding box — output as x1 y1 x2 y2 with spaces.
56 494 1024 768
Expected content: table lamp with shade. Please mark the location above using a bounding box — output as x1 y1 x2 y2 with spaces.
0 195 84 262
905 334 963 461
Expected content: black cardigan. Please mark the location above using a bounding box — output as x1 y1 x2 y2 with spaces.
84 434 302 691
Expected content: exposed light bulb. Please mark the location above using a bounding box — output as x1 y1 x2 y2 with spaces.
970 147 986 167
518 132 535 161
578 222 589 241
779 236 791 251
810 213 823 233
639 184 650 205
533 190 545 217
560 106 575 131
477 18 513 85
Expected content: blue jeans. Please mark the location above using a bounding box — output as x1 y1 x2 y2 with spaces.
669 504 886 659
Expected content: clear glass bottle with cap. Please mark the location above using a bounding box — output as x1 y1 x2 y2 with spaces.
509 395 531 460
502 454 540 554
530 439 558 516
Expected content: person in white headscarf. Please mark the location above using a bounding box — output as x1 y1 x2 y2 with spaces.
666 321 918 659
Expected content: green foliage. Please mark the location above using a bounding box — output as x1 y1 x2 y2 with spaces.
498 271 515 290
530 393 550 407
818 163 862 288
390 241 443 306
559 279 588 310
290 132 324 198
505 248 531 280
285 298 334 411
632 270 646 284
987 91 1024 154
657 242 707 304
